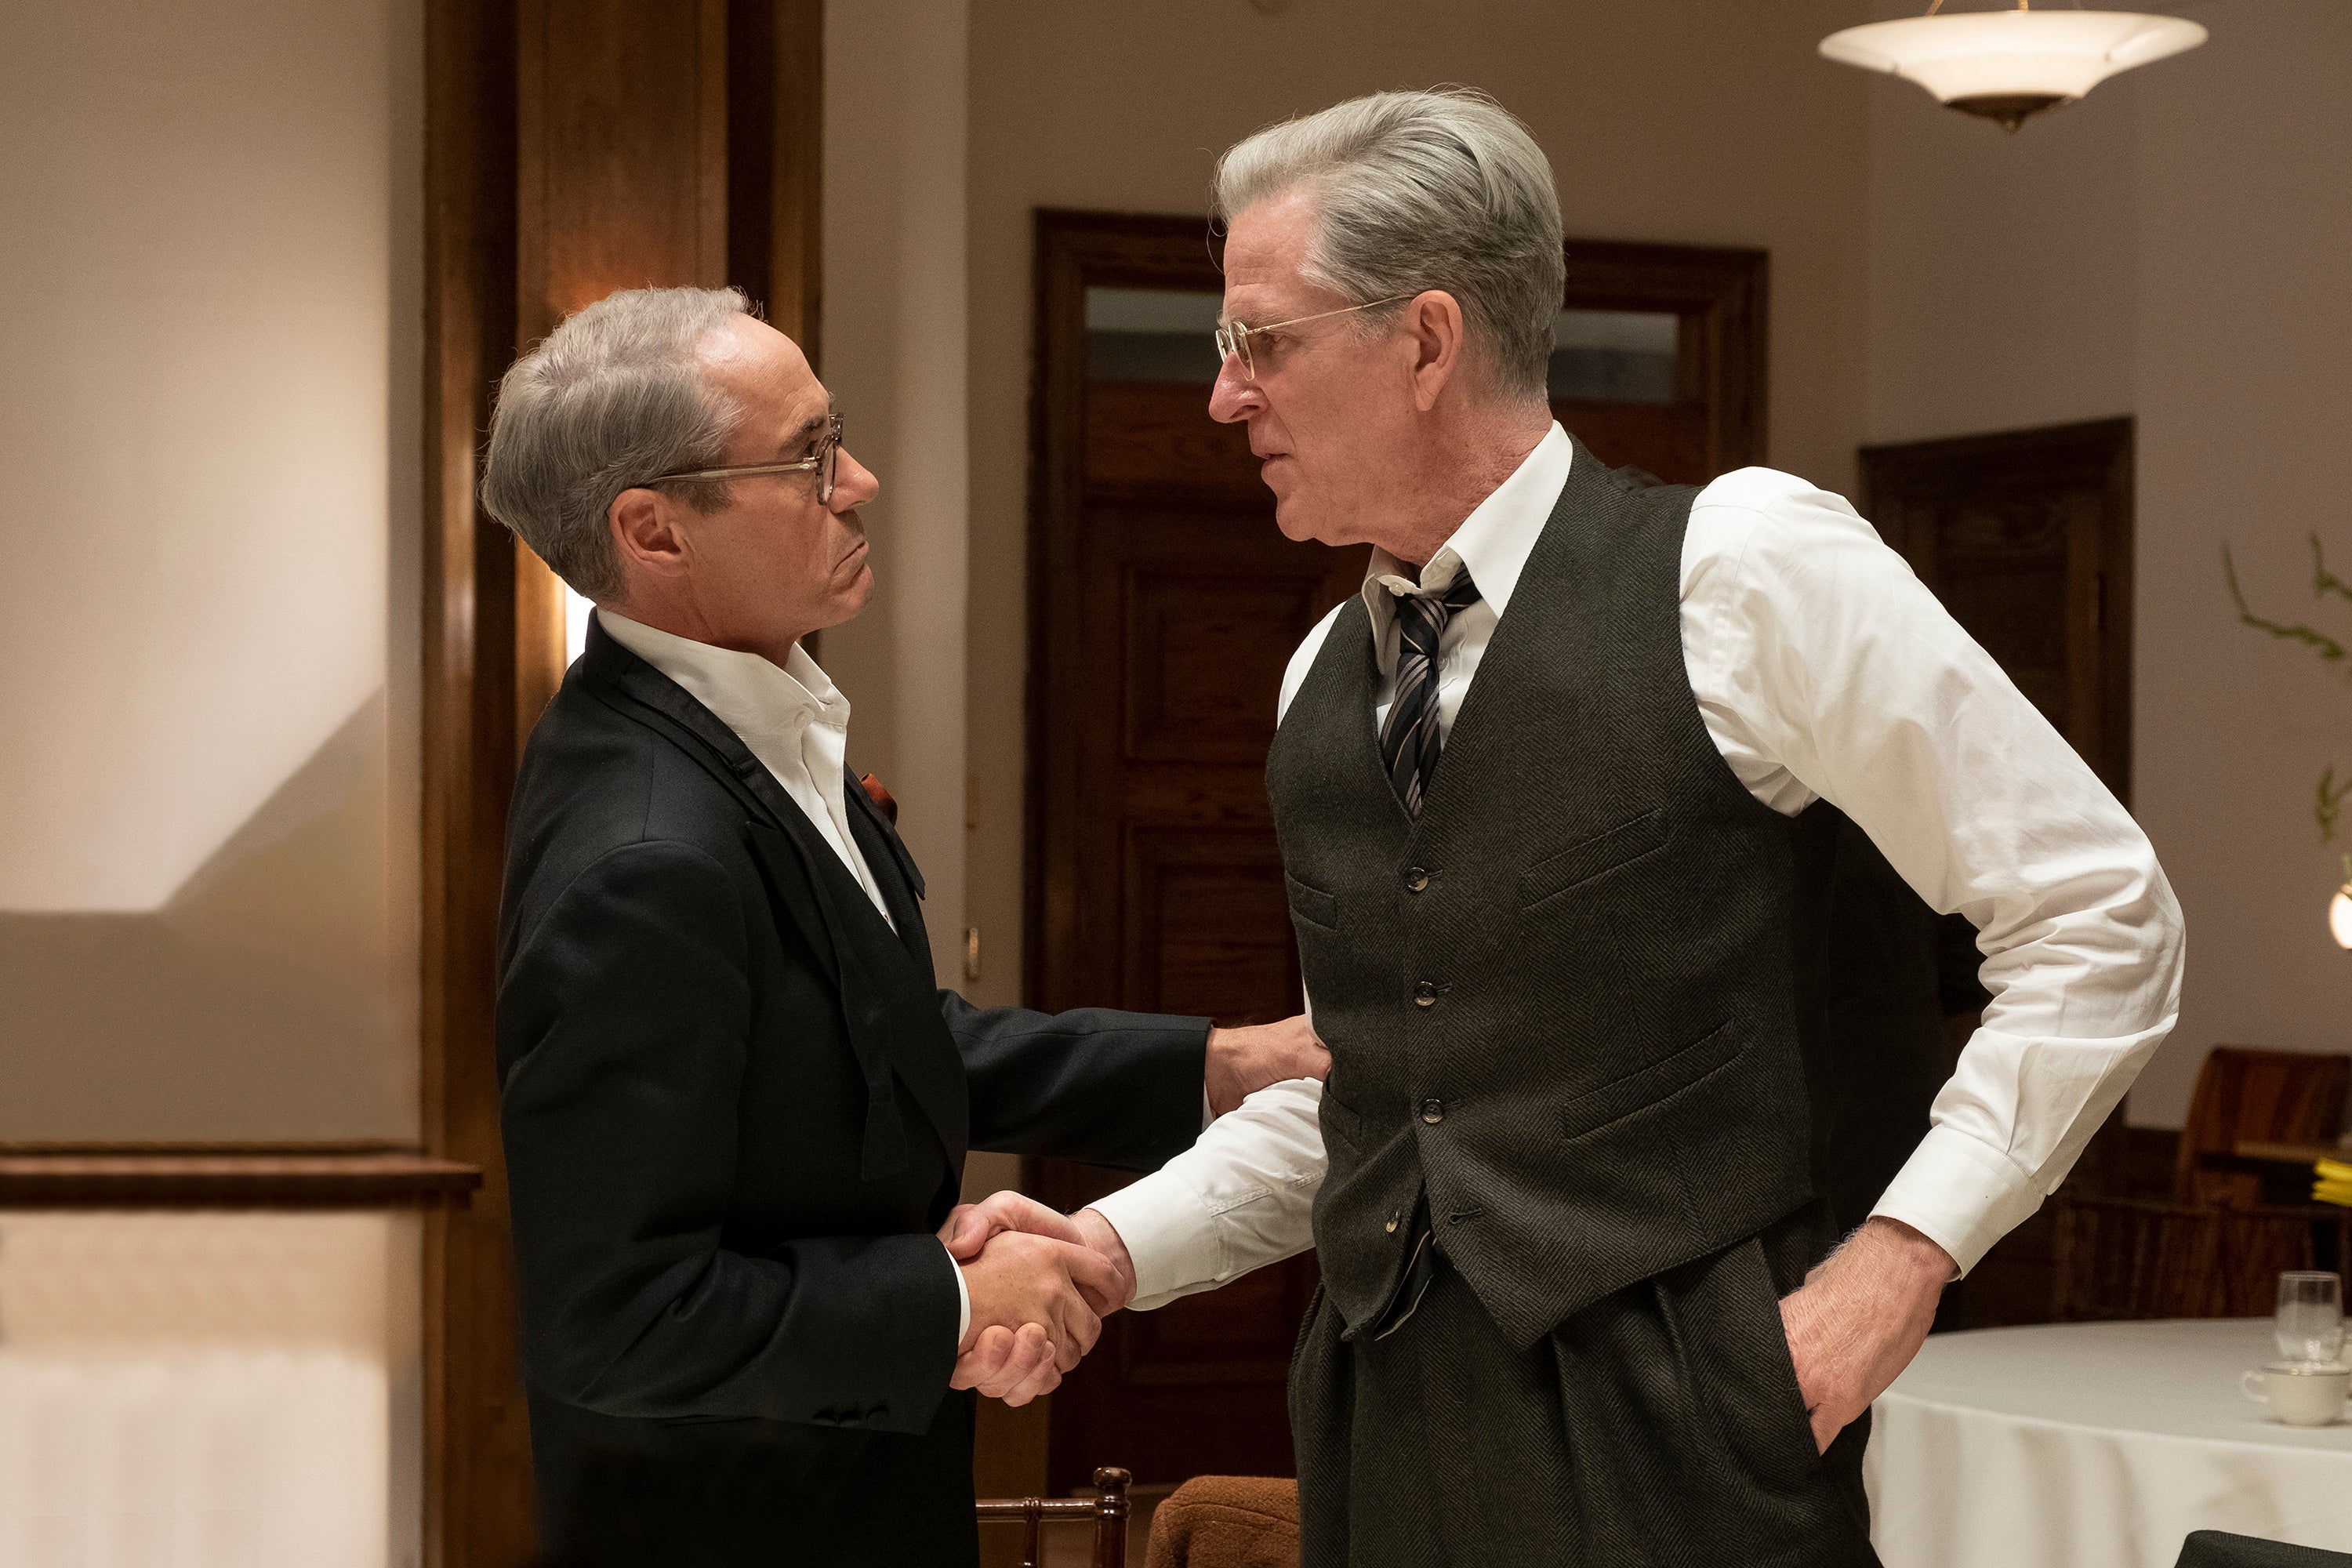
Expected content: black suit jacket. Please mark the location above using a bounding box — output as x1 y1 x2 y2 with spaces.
496 618 1209 1566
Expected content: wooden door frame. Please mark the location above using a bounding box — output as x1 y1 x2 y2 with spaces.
419 5 822 1560
1557 238 1769 477
1025 214 1772 1011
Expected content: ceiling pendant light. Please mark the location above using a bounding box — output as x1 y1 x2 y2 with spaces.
1820 2 2207 133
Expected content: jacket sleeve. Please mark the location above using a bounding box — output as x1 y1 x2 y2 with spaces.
499 838 960 1436
945 992 1210 1171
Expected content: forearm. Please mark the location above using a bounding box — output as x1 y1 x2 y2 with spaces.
1087 1076 1325 1308
948 993 1212 1170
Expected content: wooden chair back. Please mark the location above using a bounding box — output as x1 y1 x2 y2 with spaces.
2174 1047 2350 1207
977 1465 1131 1568
2053 1194 2351 1320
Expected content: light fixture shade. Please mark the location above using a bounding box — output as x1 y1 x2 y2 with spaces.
2331 887 2352 950
1821 11 2206 128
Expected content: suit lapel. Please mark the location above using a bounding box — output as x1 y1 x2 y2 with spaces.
842 768 933 981
577 619 968 1175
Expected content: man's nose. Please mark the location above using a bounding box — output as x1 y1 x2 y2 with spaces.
832 447 880 510
1207 355 1261 425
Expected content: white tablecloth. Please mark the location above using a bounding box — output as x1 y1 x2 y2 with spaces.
1866 1319 2352 1568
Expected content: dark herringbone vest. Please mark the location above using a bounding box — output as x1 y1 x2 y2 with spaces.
1266 441 1813 1350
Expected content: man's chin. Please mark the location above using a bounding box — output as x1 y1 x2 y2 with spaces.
1272 496 1330 546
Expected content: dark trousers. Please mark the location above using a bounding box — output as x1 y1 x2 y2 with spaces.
1290 1213 1880 1567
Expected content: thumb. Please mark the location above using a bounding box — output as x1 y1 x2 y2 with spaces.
1055 1237 1124 1316
936 1203 994 1261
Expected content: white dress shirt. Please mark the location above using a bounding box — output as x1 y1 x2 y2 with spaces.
1091 423 2185 1310
595 609 975 1341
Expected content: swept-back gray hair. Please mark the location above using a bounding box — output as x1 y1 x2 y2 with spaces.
1212 89 1563 403
481 285 750 600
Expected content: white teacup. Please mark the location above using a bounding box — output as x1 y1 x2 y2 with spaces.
2241 1360 2351 1427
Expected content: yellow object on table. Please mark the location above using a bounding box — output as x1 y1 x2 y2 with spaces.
2313 1156 2352 1208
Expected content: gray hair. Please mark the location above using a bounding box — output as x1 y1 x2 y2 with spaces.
480 285 751 600
1212 89 1563 403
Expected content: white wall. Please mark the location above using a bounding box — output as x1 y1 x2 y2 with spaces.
0 1212 421 1568
0 0 422 1139
1864 0 2352 1126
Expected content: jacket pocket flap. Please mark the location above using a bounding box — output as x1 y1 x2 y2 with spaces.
1518 808 1670 909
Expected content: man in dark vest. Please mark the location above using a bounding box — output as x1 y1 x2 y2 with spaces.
1051 90 2184 1566
481 286 1328 1564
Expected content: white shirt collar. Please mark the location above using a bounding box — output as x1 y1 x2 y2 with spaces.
1362 422 1573 623
594 608 851 757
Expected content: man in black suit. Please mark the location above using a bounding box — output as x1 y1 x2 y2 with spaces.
481 285 1326 1566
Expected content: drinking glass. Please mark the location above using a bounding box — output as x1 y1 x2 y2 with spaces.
2276 1272 2346 1366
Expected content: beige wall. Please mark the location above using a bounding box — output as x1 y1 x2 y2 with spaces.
822 0 975 993
0 0 423 1139
962 0 1876 1027
1864 0 2352 1127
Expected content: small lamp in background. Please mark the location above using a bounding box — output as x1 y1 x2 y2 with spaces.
2332 884 2352 951
1819 3 2207 133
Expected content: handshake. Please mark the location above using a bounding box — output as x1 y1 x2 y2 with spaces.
935 1012 1329 1405
938 1191 1133 1405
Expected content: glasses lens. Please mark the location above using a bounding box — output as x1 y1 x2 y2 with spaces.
820 418 840 505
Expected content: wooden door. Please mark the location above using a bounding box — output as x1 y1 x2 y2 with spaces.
1025 212 1769 1490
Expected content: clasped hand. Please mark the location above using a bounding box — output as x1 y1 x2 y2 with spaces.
938 1014 1326 1404
937 1193 1132 1405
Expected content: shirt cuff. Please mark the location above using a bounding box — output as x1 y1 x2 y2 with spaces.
942 1238 971 1346
1869 1123 2042 1278
1088 1173 1224 1312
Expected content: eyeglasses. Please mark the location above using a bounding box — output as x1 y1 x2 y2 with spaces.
646 412 844 505
1213 295 1413 382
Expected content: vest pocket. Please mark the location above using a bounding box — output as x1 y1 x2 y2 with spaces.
1319 1087 1364 1150
1286 872 1340 931
1516 807 1671 912
1555 1021 1739 1141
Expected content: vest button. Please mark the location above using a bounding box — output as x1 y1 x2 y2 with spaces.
1420 1098 1445 1124
1385 1211 1401 1234
1413 981 1437 1006
1405 867 1430 893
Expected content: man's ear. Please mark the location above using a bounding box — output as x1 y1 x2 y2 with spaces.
609 487 687 582
1404 290 1467 413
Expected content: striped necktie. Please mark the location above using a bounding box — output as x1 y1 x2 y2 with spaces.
1377 570 1483 817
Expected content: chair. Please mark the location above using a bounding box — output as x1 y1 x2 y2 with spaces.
2052 1194 2351 1320
977 1466 1131 1568
2176 1530 2352 1566
1144 1475 1300 1568
2173 1047 2350 1208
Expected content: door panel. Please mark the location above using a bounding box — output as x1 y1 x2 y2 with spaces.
1027 212 1768 1491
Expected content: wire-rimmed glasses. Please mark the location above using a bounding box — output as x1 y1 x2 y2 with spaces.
1214 295 1413 381
646 412 844 505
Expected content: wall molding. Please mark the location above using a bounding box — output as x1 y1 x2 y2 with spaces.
0 1142 481 1208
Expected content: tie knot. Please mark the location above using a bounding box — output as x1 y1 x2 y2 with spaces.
1395 571 1481 633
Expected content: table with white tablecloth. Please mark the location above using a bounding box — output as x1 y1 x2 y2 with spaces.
1866 1319 2352 1568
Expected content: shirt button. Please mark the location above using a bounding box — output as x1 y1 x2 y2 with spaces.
1413 981 1437 1006
1405 867 1430 893
1420 1098 1445 1125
